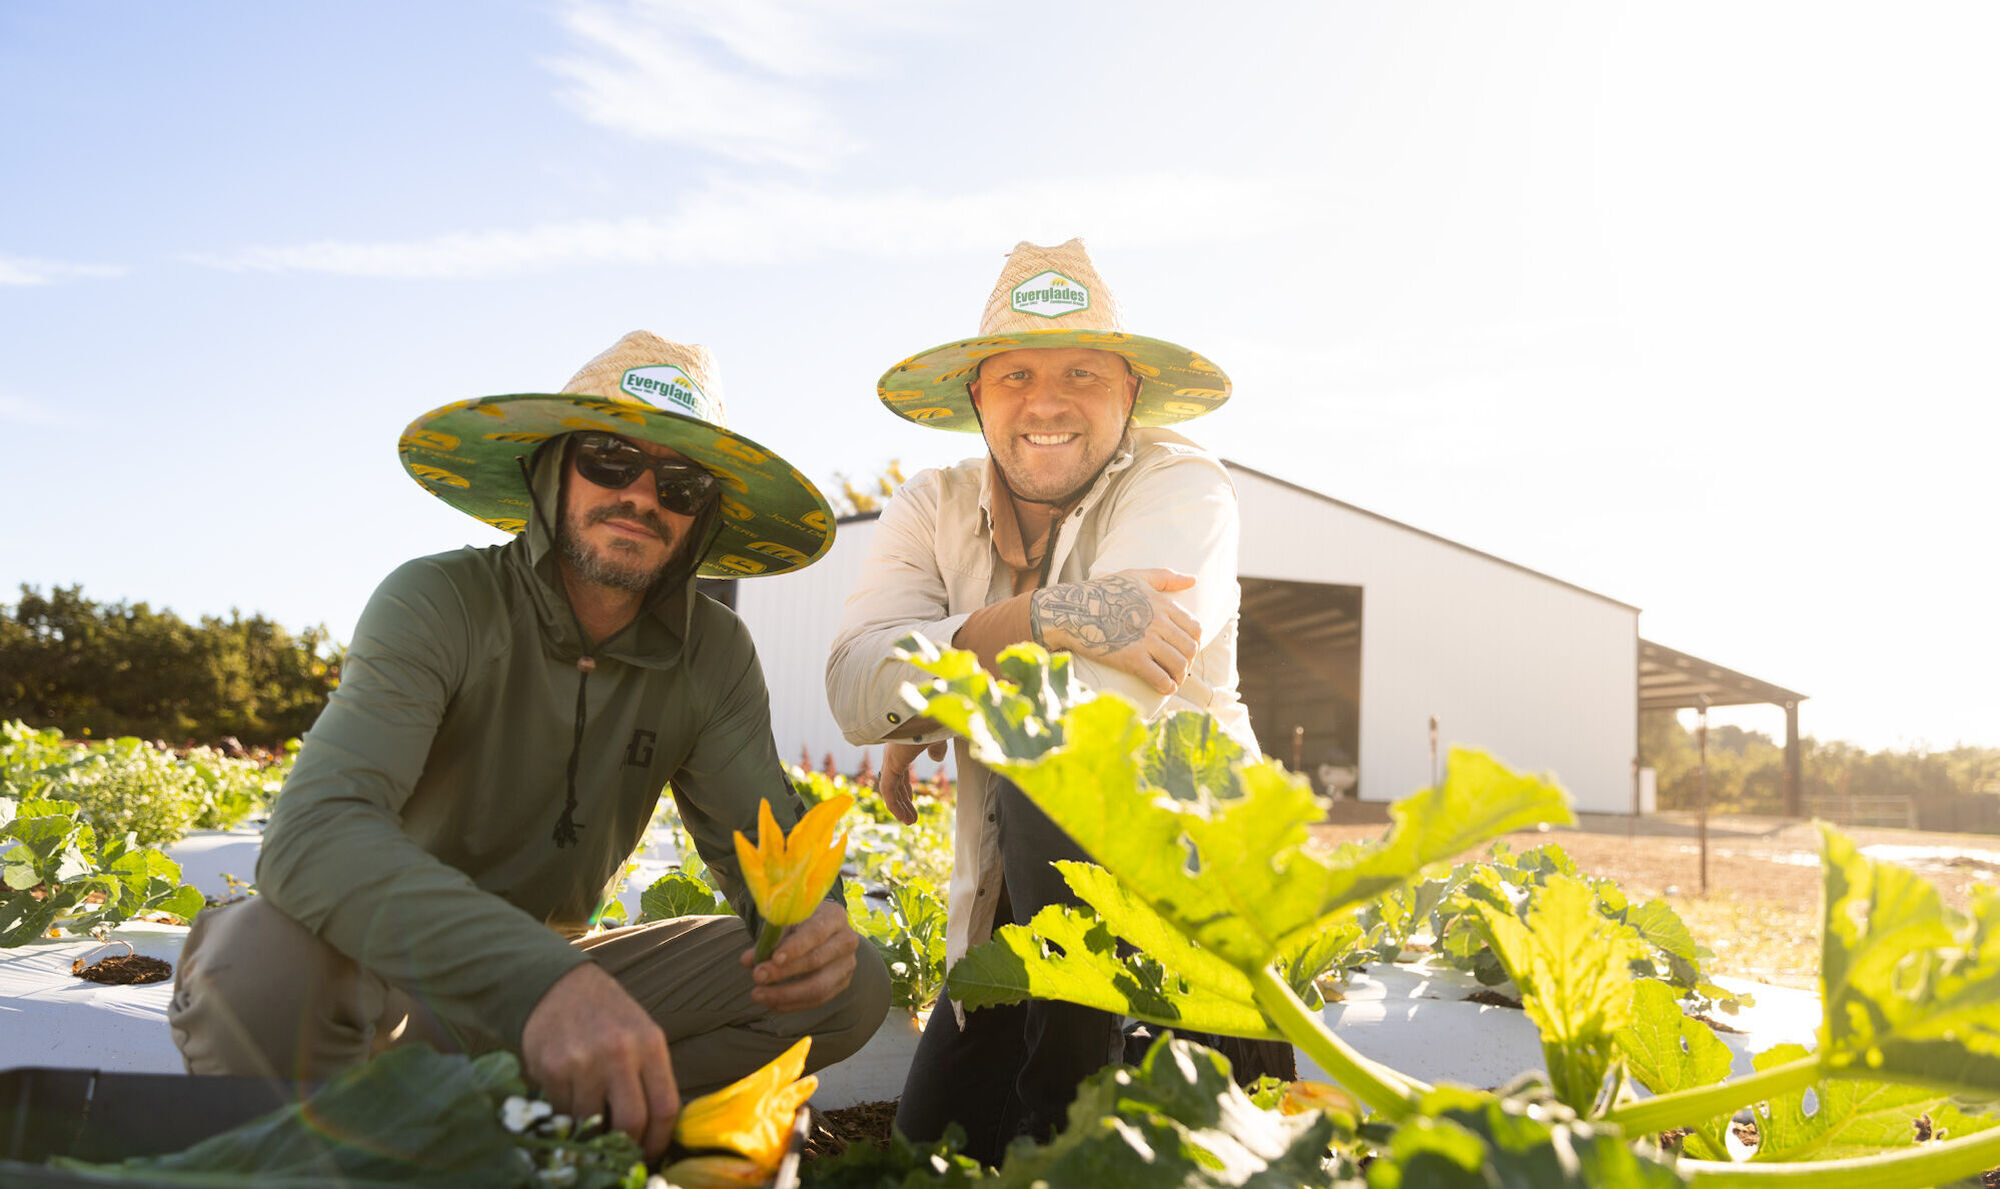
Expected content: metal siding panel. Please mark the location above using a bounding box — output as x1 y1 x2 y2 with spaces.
1232 470 1636 814
732 519 883 776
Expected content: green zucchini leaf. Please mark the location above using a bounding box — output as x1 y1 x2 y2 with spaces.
989 1035 1339 1188
1614 977 1735 1160
1476 874 1643 1114
900 637 1570 975
1819 827 2000 1097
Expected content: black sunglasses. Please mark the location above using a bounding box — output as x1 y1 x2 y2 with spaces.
570 432 719 515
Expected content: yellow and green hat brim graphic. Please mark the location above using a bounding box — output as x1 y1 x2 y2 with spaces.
399 394 833 579
877 328 1231 433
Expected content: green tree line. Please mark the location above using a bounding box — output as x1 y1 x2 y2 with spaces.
0 585 341 747
1642 709 2000 831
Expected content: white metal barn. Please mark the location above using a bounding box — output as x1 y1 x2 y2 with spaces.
718 460 1796 816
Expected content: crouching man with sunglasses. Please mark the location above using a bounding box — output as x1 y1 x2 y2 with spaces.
170 333 888 1162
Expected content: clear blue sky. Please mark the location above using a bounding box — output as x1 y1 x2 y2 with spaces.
3 1 1995 751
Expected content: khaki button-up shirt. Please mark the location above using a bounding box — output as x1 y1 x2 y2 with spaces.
825 427 1259 993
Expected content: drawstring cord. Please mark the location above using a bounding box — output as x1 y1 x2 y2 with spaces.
513 448 723 852
554 657 590 848
520 453 591 850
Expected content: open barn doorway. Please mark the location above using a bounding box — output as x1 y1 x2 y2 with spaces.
1235 578 1363 799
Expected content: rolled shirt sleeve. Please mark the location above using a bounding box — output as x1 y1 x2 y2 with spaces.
1055 446 1244 721
826 470 972 746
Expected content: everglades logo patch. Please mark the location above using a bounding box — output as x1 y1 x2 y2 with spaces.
1010 270 1090 319
620 365 713 419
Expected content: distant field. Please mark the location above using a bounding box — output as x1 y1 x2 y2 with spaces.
1313 809 2000 993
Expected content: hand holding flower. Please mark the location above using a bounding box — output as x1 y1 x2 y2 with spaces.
733 795 861 1011
733 794 852 961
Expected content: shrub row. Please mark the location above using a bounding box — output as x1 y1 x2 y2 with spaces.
0 584 340 746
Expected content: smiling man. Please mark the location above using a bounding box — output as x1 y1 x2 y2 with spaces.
169 333 888 1161
826 240 1267 1162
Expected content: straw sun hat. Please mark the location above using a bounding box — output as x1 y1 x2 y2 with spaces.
877 238 1232 433
398 332 833 578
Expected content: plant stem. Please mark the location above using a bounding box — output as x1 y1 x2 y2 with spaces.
1681 1122 2000 1187
1248 963 1428 1121
754 919 786 964
1602 1055 1820 1137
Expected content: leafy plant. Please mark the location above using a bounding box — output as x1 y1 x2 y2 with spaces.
896 634 2000 1186
1373 840 1740 1013
909 636 1565 1062
182 739 293 830
798 1124 983 1188
53 1044 641 1188
1 794 204 945
844 876 948 1011
643 765 953 1010
791 765 954 892
640 871 733 921
53 1038 823 1187
0 720 291 848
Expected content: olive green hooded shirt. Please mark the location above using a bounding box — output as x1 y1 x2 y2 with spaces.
258 447 803 1048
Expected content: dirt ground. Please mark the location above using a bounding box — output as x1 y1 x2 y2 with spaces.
1312 807 2000 992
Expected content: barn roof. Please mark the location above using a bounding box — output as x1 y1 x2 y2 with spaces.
1222 460 1643 614
838 463 1643 614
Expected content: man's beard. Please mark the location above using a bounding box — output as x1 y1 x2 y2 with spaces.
988 427 1128 505
557 503 681 594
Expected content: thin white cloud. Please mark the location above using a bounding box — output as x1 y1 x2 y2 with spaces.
0 394 60 426
184 174 1318 279
0 255 124 286
543 0 943 169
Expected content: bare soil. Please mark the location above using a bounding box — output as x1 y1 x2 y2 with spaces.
1314 806 2000 992
71 952 173 985
804 1099 899 1160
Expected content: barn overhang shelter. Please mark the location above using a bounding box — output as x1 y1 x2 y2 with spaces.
1638 639 1809 815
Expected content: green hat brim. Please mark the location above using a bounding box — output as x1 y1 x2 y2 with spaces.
399 393 833 578
877 328 1231 432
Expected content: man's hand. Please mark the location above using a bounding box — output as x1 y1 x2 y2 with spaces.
521 962 680 1159
1031 568 1201 695
880 739 949 825
740 900 860 1012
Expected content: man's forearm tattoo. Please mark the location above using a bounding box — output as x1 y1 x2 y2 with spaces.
1031 575 1152 655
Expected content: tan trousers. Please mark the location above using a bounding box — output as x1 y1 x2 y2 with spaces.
168 897 890 1098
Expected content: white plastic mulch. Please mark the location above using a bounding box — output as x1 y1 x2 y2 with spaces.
1 828 1826 1110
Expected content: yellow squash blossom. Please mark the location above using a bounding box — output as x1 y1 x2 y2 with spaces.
734 794 853 960
673 1036 818 1171
1281 1079 1359 1124
657 1155 773 1187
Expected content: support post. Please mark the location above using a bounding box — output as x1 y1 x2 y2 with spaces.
1784 700 1802 818
1629 755 1639 840
1428 715 1439 789
1697 695 1711 897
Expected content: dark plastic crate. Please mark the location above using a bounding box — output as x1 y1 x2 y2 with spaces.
0 1065 808 1187
0 1066 304 1187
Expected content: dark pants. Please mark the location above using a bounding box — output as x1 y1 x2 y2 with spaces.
894 777 1123 1165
